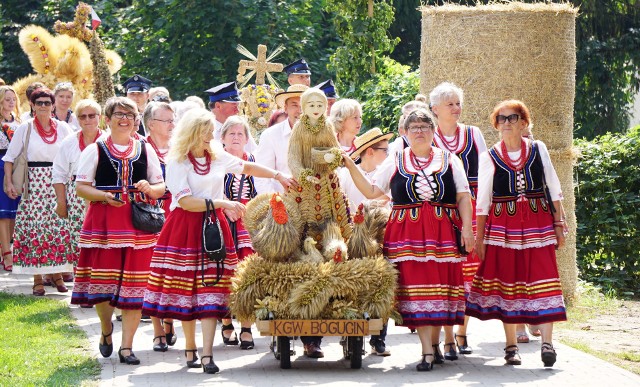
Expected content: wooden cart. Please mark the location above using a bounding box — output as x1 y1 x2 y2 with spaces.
256 316 383 369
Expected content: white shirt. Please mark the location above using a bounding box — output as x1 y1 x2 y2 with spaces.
476 140 563 216
75 141 164 185
213 119 258 154
2 119 73 163
253 118 293 194
388 135 408 160
373 147 470 201
52 131 101 184
54 111 80 132
433 124 487 155
338 165 380 209
166 143 245 211
1 119 21 150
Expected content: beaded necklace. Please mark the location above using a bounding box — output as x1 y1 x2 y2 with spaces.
34 117 58 144
106 136 134 159
500 138 527 171
147 136 168 162
409 148 435 171
78 129 101 151
187 150 211 175
436 125 460 152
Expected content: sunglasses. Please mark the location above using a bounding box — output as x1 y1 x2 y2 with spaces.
78 113 98 120
496 114 520 124
35 100 52 106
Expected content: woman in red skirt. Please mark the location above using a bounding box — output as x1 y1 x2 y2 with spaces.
142 108 294 374
429 82 488 361
71 97 166 365
465 100 567 367
342 108 474 372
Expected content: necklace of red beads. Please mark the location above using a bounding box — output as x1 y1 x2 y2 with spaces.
500 138 527 171
34 117 58 144
436 125 460 152
188 150 211 175
78 130 101 151
147 136 168 162
106 136 134 159
409 148 435 171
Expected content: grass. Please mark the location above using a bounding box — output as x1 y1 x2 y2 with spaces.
0 292 101 386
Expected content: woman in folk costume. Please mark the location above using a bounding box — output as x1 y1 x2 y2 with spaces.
342 108 474 371
142 108 294 374
71 96 166 365
3 88 75 294
429 82 488 362
465 100 567 368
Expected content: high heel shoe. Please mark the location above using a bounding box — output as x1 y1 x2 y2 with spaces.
431 344 444 364
455 333 473 354
201 355 219 374
164 320 177 346
541 342 557 367
220 323 238 345
1 251 12 271
53 277 68 293
153 336 168 352
444 342 458 361
416 354 434 371
99 322 114 357
118 347 140 365
185 349 200 368
239 327 254 350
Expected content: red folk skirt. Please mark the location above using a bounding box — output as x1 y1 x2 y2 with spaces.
384 202 466 327
142 207 239 321
462 195 480 294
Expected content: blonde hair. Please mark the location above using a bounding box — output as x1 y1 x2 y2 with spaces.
53 82 75 95
329 98 362 133
0 85 22 122
167 108 217 163
220 115 250 139
185 95 205 109
74 99 101 117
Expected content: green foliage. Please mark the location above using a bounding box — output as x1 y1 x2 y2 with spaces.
324 0 399 94
351 57 419 133
574 125 640 293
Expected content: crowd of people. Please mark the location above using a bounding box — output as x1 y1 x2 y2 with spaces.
0 58 568 373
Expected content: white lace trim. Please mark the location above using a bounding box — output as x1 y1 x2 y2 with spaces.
484 239 557 250
388 255 466 264
466 294 565 312
78 242 156 250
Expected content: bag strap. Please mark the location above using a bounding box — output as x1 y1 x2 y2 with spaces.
23 122 32 160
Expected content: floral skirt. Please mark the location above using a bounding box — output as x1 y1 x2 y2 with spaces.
64 180 86 264
142 208 239 321
12 166 75 274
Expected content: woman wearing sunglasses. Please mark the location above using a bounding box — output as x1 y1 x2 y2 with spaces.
52 99 103 279
465 99 567 368
2 88 75 295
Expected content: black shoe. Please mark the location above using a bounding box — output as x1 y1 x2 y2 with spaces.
115 314 122 322
201 356 219 374
164 320 177 346
99 322 114 358
432 344 444 364
303 343 324 358
444 342 458 361
541 342 557 367
369 338 390 356
239 327 254 350
455 333 473 354
416 354 434 371
118 347 140 365
185 349 200 368
221 323 238 345
153 336 168 352
140 314 151 322
504 345 522 365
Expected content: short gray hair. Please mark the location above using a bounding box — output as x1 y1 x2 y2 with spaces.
220 115 250 139
429 82 464 108
329 99 362 133
143 101 174 128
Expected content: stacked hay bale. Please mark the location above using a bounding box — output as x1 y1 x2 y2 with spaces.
420 2 578 302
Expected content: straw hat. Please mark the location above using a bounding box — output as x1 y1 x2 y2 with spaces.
275 84 308 108
350 127 394 160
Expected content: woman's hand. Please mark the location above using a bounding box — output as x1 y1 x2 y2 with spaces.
3 181 18 200
134 179 153 196
554 226 566 250
104 192 125 207
341 150 356 169
219 200 246 220
55 200 68 218
475 238 486 261
462 227 475 254
275 173 298 190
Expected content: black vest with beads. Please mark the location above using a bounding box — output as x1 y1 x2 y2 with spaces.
390 150 458 205
488 141 545 198
95 140 148 187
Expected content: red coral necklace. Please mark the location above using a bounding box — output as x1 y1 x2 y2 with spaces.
436 125 460 152
78 130 101 151
34 117 58 144
147 136 168 162
106 136 134 159
188 150 211 175
500 139 527 171
410 149 435 171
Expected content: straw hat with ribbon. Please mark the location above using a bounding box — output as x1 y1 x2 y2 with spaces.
350 127 394 160
274 84 309 108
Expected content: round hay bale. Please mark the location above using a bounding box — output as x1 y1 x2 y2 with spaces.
420 2 579 301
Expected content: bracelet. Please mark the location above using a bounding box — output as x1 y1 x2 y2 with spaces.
273 171 281 179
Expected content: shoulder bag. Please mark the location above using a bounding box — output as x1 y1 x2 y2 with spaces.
201 199 226 286
11 122 32 199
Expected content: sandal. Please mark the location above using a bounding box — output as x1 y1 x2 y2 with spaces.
185 349 200 368
416 353 434 371
221 323 238 345
239 327 254 350
99 322 114 357
504 345 522 365
516 331 530 344
444 342 458 361
164 320 177 346
153 335 168 352
53 276 68 293
32 281 45 296
455 333 473 354
541 342 557 367
2 251 12 271
201 355 219 374
528 324 542 337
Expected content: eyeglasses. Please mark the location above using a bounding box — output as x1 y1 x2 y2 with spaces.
372 147 389 154
78 113 98 120
496 114 520 124
112 112 137 120
35 100 52 106
407 125 434 133
153 118 174 124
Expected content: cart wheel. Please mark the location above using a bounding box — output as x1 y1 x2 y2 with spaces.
270 336 280 360
277 336 291 369
348 336 363 369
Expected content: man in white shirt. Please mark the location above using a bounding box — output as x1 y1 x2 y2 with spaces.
205 81 257 153
254 84 308 194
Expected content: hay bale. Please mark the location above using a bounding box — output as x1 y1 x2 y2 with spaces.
420 2 579 300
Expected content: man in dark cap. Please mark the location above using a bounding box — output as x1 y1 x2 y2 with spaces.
315 79 339 115
283 59 311 87
205 81 257 152
123 74 152 136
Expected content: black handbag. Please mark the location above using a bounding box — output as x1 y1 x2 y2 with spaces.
201 199 225 287
131 200 165 233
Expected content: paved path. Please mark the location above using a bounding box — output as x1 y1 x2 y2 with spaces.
2 271 638 386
